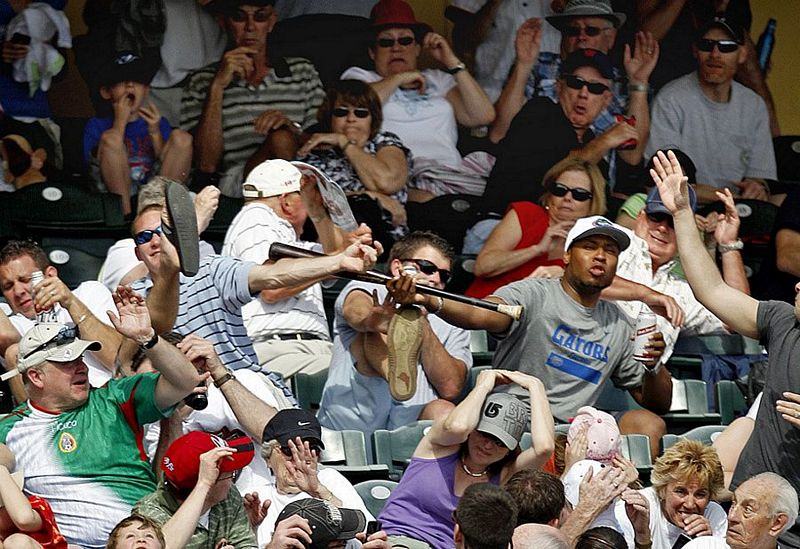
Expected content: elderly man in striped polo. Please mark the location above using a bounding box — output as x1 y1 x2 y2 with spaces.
180 0 325 198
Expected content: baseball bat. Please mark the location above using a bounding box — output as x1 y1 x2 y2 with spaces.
268 242 523 320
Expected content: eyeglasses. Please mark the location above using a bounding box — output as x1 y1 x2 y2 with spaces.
376 36 415 48
547 181 593 202
134 225 162 246
217 469 241 483
400 258 451 285
562 74 610 95
646 211 674 228
696 38 739 53
229 9 272 23
332 107 371 119
563 25 613 37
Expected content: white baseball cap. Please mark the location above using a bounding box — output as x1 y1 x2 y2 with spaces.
564 216 631 252
17 323 101 373
242 159 302 198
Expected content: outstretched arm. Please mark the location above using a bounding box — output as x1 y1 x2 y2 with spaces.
650 151 759 338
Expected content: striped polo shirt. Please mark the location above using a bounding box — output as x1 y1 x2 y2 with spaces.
180 56 325 197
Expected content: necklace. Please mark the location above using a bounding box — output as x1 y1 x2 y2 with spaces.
460 459 488 477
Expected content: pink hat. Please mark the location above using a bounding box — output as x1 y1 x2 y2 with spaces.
567 406 620 464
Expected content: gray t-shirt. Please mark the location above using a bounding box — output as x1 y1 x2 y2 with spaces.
492 278 644 421
647 72 776 191
732 300 800 548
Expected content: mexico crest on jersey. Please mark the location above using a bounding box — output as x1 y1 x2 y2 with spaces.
58 432 77 453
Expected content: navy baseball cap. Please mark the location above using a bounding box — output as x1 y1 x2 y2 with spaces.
560 49 615 80
645 185 698 215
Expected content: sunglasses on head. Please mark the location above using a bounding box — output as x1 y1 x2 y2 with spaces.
376 36 415 48
646 211 674 228
134 225 162 246
23 325 79 360
547 181 593 202
696 38 739 53
562 74 610 95
229 9 272 23
332 107 370 119
400 258 451 285
563 24 613 37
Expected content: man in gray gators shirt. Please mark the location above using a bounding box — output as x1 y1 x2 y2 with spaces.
387 215 671 443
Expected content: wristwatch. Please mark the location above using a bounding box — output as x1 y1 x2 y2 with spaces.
445 62 466 75
718 239 744 254
213 371 235 388
139 332 159 351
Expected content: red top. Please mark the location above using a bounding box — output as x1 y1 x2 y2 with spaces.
24 496 67 549
466 202 565 298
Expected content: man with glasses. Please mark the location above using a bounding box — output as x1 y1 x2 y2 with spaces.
180 0 325 197
646 17 777 203
134 431 258 549
318 230 472 437
0 289 206 548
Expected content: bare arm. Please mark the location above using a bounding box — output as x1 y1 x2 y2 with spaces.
146 231 181 335
636 0 688 41
775 229 800 278
0 312 20 357
0 465 41 531
712 189 750 295
651 151 759 338
446 71 496 127
346 143 408 195
193 81 225 173
418 320 467 401
502 372 555 479
368 72 423 104
629 366 673 414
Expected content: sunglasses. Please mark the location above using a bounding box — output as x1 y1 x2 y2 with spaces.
646 211 674 228
332 107 370 119
547 181 593 202
562 74 610 95
134 225 162 246
400 258 451 285
229 9 272 23
217 469 241 483
563 25 613 37
376 36 415 48
23 325 80 360
696 38 739 54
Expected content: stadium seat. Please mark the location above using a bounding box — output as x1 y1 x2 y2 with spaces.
449 255 477 294
292 369 328 412
774 135 800 183
373 420 434 480
661 425 725 452
41 236 115 289
320 428 390 483
406 194 482 252
469 332 494 366
354 479 399 519
699 199 777 246
715 380 749 425
620 434 653 475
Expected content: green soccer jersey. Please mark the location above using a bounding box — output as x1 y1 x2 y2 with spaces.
0 373 170 549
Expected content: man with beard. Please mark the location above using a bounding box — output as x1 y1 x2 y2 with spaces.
387 216 671 440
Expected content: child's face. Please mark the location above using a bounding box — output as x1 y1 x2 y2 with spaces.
101 81 150 120
112 522 163 549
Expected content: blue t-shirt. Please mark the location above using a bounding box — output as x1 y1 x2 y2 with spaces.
83 116 172 187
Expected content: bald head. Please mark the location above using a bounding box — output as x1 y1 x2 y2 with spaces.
512 524 569 549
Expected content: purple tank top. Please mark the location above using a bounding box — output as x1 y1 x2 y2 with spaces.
378 452 500 549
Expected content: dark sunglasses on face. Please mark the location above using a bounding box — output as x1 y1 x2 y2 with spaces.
400 258 451 285
563 25 612 37
134 225 162 246
646 211 674 228
562 74 610 95
229 9 272 23
547 181 594 202
696 38 739 54
332 107 371 119
377 36 415 48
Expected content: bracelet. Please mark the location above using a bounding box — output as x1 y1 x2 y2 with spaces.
428 296 444 314
718 239 744 254
445 61 466 75
635 540 652 549
628 82 649 94
76 314 88 325
213 372 234 388
140 332 159 350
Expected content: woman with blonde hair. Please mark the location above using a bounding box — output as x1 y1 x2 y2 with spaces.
466 157 606 298
618 439 727 548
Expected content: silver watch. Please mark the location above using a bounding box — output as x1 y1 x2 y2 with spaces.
718 239 744 253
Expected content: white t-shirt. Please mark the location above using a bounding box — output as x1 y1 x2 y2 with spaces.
616 486 728 549
341 67 461 168
221 202 328 338
450 0 561 102
7 281 115 386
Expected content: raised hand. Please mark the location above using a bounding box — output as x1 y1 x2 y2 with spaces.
107 286 154 344
621 488 651 544
386 273 426 307
515 18 543 67
194 185 221 234
612 455 639 486
642 292 685 327
650 150 690 213
243 492 271 528
422 32 459 69
338 240 381 273
139 102 162 133
283 438 321 495
177 334 225 375
713 188 741 246
214 47 257 88
197 446 236 488
565 424 588 472
624 31 659 85
31 275 74 312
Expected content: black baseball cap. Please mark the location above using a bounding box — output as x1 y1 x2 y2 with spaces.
96 52 159 88
560 48 615 80
698 16 744 44
262 409 325 449
276 498 366 549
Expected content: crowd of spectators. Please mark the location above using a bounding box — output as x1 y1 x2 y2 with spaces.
0 0 799 548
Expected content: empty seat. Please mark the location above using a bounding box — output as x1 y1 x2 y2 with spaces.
292 369 328 412
661 425 725 452
469 331 493 366
715 379 749 425
353 479 399 519
319 428 389 483
40 237 115 289
373 420 434 480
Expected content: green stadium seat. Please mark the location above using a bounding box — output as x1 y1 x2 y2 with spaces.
354 480 398 518
469 331 494 366
40 237 115 289
292 369 328 412
373 420 434 480
661 425 725 452
319 428 389 483
620 434 653 475
715 380 749 425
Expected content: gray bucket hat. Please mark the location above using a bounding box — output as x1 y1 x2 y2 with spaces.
476 393 529 450
546 0 626 32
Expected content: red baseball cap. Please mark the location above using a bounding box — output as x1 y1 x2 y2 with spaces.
161 431 254 491
370 0 432 36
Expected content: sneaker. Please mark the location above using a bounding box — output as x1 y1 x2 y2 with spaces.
164 181 200 277
387 306 423 402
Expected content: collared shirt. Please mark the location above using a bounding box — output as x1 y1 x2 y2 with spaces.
614 232 727 363
180 57 325 197
134 484 257 549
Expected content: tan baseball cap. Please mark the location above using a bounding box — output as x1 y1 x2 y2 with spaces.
17 323 101 373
